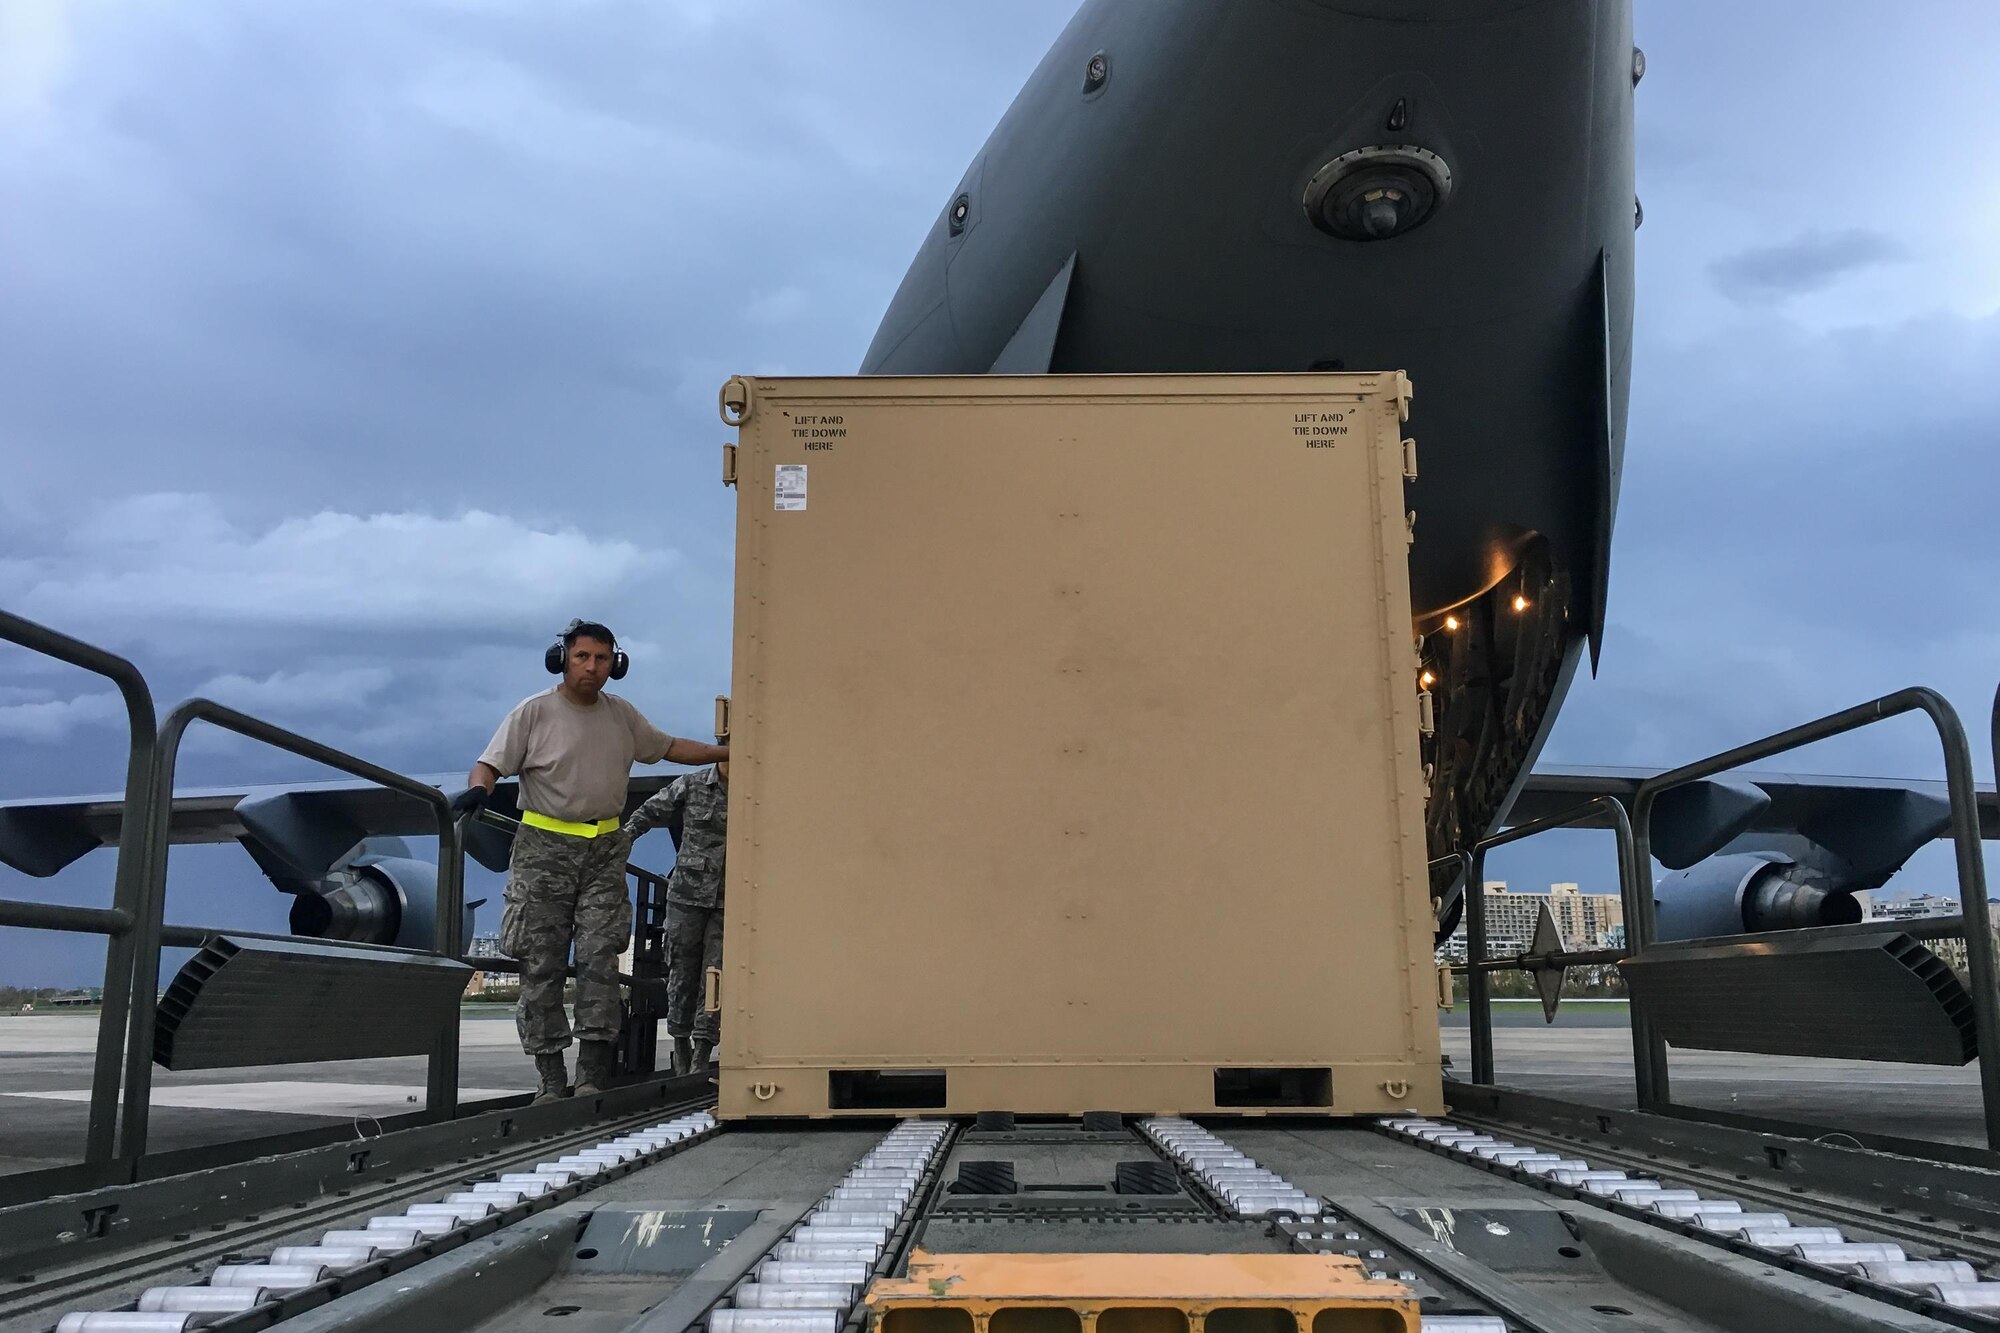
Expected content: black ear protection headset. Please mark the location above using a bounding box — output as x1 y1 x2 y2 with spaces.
546 619 630 680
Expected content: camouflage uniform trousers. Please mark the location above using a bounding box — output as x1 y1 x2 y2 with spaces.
664 900 723 1044
499 823 633 1056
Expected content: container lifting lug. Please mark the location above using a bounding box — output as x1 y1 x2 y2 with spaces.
720 376 754 426
1401 437 1418 481
722 444 738 487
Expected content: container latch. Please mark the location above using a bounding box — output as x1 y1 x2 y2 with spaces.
720 376 754 425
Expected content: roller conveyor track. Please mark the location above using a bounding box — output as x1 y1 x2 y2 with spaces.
704 1119 957 1333
43 1110 722 1332
1378 1115 2000 1327
1441 1108 2000 1272
17 1110 1993 1333
3 1096 717 1333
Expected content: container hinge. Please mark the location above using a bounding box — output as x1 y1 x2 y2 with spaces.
1405 509 1417 545
1417 689 1436 737
704 966 722 1014
720 376 754 426
1402 437 1418 480
1437 964 1455 1011
1392 370 1414 423
714 694 731 741
722 444 738 487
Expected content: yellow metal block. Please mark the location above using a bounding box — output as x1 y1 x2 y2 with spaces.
863 1250 1416 1333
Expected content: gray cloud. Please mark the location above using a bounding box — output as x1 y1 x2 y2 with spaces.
1708 228 1903 302
1543 300 2000 783
4 494 679 634
0 690 123 743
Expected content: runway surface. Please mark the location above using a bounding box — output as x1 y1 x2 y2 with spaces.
1440 1001 1985 1146
0 1002 1984 1177
0 1008 547 1176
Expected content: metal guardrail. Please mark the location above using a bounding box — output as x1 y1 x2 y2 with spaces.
0 610 159 1163
1445 688 1999 1149
1627 687 1997 1147
1440 795 1641 1088
118 698 469 1159
3 611 684 1174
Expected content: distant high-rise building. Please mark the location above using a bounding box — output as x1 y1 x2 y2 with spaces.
1440 881 1625 960
465 935 514 990
1868 892 1959 921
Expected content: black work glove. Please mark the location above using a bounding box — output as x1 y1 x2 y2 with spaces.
448 786 489 818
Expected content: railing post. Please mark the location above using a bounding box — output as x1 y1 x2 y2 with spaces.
427 814 465 1122
1605 795 1668 1110
1936 687 2000 1152
1465 848 1494 1086
0 610 159 1165
121 698 466 1158
1621 687 1993 1135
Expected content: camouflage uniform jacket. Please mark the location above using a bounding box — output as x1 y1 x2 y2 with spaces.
625 765 727 908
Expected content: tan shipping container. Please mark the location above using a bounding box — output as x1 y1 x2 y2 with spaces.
715 373 1442 1119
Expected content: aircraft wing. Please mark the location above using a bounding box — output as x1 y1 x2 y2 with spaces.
0 772 679 878
1511 765 2000 842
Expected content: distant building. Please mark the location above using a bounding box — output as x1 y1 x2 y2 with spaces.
1439 881 1625 960
1868 892 1959 921
1863 892 1993 974
1546 882 1624 950
465 935 516 992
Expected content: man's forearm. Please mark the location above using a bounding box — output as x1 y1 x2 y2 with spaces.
665 739 729 766
623 791 675 839
466 761 500 792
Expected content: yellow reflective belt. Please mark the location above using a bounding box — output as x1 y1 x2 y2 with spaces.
520 811 622 838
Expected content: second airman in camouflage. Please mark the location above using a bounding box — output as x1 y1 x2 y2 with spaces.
624 760 728 1074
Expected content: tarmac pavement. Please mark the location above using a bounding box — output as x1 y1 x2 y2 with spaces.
0 1002 1984 1179
1440 1001 1985 1146
0 1008 563 1177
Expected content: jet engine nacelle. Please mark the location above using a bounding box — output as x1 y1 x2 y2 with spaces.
287 849 460 951
285 847 470 952
1654 852 1862 942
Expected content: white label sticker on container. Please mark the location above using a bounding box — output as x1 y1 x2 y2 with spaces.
774 464 807 511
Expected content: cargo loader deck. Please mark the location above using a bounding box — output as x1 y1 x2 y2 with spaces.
13 1097 2000 1333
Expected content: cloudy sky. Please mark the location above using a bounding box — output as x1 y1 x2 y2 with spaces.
3 0 1998 985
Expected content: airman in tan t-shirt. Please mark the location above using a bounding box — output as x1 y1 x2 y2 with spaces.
452 620 728 1102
